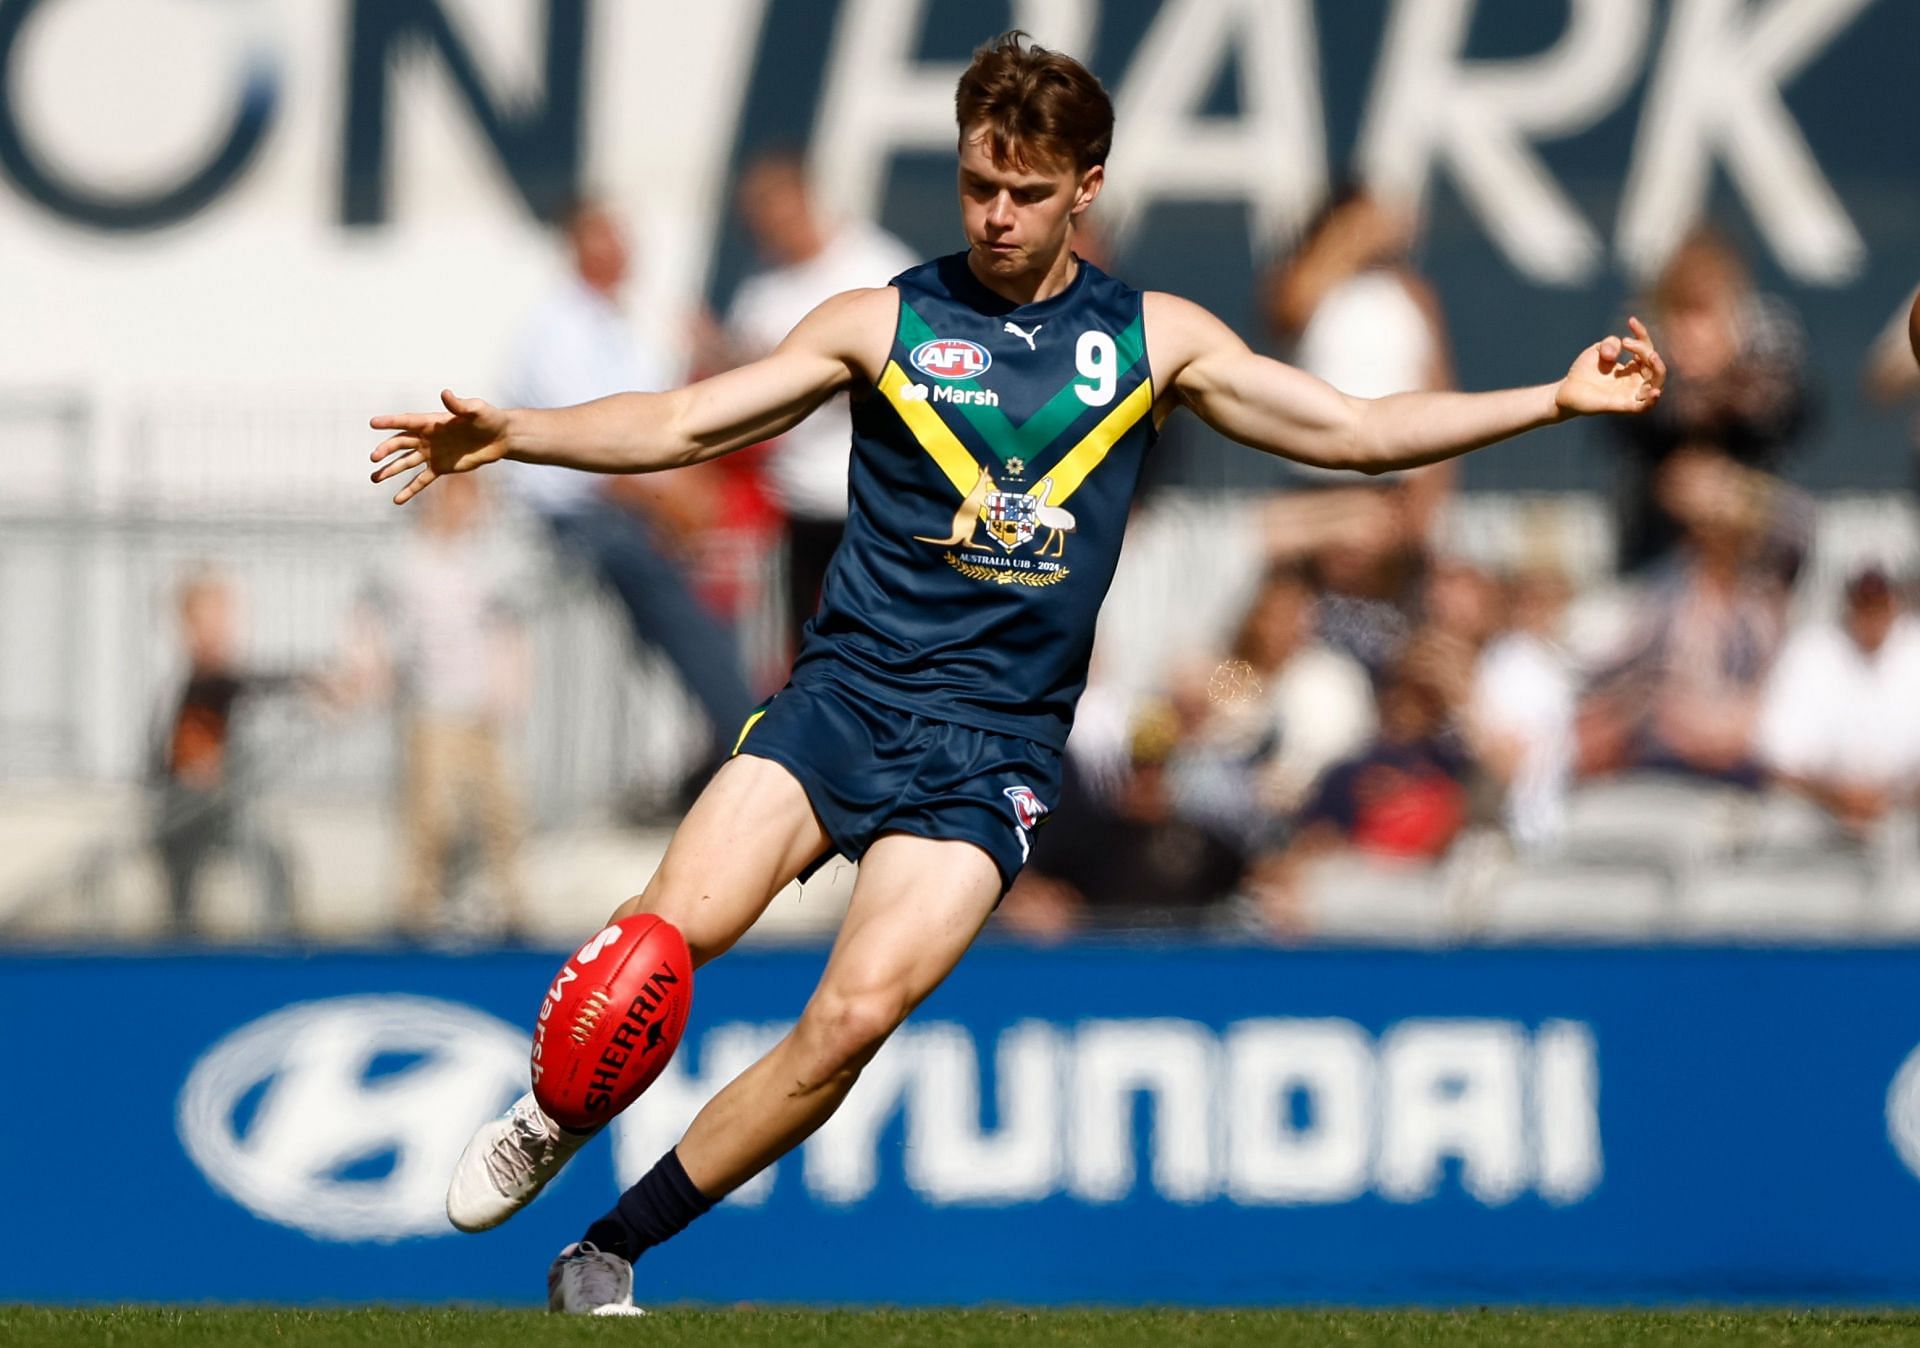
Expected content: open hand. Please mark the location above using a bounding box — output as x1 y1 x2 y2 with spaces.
1555 316 1667 418
369 390 510 505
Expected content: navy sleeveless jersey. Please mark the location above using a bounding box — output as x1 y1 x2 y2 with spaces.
789 252 1155 750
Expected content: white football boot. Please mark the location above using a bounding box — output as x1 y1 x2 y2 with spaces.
548 1242 647 1316
446 1091 591 1232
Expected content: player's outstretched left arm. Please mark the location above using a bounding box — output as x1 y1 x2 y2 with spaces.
1148 292 1665 475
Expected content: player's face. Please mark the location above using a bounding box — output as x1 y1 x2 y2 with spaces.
956 129 1101 280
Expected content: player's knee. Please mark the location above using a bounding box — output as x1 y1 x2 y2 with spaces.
796 984 911 1079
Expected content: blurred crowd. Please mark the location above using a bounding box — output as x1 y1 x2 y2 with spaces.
148 150 917 942
142 170 1920 944
1003 196 1920 940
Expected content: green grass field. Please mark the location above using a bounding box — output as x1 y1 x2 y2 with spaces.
8 1308 1920 1348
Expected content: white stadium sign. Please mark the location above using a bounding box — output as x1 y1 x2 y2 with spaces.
180 996 1602 1242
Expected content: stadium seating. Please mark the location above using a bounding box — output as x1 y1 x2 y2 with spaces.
1477 861 1674 942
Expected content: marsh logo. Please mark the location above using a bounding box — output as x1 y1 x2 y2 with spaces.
911 338 991 381
178 995 526 1242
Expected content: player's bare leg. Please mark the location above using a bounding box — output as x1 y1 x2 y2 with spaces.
448 754 829 1233
571 833 1002 1273
605 753 831 964
680 833 1001 1191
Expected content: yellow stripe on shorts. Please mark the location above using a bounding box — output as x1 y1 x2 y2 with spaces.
731 707 768 757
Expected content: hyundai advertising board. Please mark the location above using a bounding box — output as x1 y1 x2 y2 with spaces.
5 944 1920 1305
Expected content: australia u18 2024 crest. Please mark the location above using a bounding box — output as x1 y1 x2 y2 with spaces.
915 467 1077 585
984 488 1038 550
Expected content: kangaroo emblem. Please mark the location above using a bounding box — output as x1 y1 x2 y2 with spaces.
1003 320 1042 351
915 467 992 548
915 468 1076 559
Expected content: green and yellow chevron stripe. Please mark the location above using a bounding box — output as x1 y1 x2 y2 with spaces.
880 357 1153 508
895 300 1148 467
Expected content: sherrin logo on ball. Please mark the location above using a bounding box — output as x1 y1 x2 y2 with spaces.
911 337 991 381
531 915 693 1131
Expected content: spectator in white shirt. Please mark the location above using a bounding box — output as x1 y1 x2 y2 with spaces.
503 200 754 787
1469 569 1577 852
1261 184 1455 534
352 474 531 939
1168 562 1376 850
1758 567 1920 837
725 151 918 647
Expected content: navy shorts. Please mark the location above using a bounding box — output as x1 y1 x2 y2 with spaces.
731 675 1061 893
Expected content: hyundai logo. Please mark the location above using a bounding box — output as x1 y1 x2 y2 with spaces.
178 995 526 1242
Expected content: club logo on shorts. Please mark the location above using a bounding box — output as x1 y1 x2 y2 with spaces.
911 337 992 381
1003 785 1049 831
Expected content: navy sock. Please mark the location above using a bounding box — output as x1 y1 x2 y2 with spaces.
583 1148 714 1263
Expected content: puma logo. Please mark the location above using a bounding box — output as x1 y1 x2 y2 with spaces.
1003 320 1042 351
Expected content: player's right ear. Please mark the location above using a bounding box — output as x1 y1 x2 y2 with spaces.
1072 164 1104 215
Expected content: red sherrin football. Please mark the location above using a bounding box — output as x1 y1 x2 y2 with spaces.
530 915 693 1132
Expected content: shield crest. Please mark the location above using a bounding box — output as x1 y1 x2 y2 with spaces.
982 490 1037 551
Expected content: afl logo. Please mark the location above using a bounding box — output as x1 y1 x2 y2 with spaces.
911 338 991 381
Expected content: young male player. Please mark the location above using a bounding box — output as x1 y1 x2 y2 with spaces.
370 32 1665 1315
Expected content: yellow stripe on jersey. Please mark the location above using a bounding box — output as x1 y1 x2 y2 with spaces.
879 360 979 496
730 707 768 756
1045 377 1155 506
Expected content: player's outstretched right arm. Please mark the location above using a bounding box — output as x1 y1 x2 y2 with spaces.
369 287 893 505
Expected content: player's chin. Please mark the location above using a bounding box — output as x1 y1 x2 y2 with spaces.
974 242 1024 271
